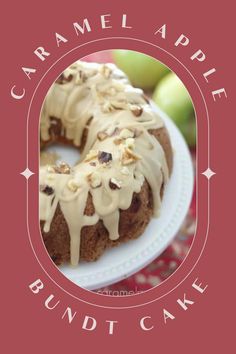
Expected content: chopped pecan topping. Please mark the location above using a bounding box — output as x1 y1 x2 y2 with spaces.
98 151 112 164
121 166 130 175
113 138 122 145
46 173 56 181
109 178 122 190
110 127 120 136
101 101 114 113
97 131 108 141
110 103 123 110
67 179 80 192
47 166 56 173
125 138 135 149
40 185 54 196
130 105 143 117
121 147 142 165
87 172 102 189
78 70 88 83
100 65 112 79
54 162 71 174
119 128 134 139
84 150 98 162
89 162 97 167
74 70 88 84
105 126 120 136
56 73 73 85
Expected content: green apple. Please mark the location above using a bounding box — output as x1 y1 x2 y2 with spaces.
112 50 169 89
179 116 196 147
153 72 196 147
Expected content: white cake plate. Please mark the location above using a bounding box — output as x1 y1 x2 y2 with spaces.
45 104 194 290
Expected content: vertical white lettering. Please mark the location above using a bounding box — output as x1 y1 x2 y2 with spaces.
22 67 36 80
203 68 216 83
61 307 77 323
212 88 227 101
191 49 206 62
163 309 175 323
101 14 112 29
106 320 118 335
45 294 60 310
73 19 91 35
82 316 97 331
29 279 44 294
34 47 50 61
192 278 208 293
140 316 154 331
122 14 132 28
154 24 166 38
11 85 25 100
175 34 190 47
55 33 68 47
177 294 194 310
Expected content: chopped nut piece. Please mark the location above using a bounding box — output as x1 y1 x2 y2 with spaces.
109 178 122 190
75 76 81 85
46 173 56 181
102 101 114 113
106 125 119 136
110 100 126 110
84 150 98 162
130 105 143 117
121 147 142 165
125 138 135 149
121 167 130 175
113 138 122 145
109 87 116 96
87 172 102 189
110 127 120 136
97 131 108 141
100 65 112 79
67 179 80 192
119 128 134 139
54 162 71 174
47 166 56 173
134 171 145 184
110 102 123 110
89 162 97 167
98 151 112 164
75 70 88 84
56 73 73 85
40 185 54 196
70 63 78 70
79 70 88 83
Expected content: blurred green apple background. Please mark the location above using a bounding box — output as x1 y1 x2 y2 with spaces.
112 50 196 148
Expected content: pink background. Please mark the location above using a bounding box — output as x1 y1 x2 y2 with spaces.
2 0 234 352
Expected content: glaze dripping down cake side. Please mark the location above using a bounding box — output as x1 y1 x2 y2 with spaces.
39 61 173 266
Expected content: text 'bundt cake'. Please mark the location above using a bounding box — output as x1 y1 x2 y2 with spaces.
39 61 173 266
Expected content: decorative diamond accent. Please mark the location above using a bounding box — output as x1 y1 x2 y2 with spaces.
20 167 34 179
202 167 216 180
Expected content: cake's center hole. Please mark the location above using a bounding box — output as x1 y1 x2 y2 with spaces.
40 144 81 167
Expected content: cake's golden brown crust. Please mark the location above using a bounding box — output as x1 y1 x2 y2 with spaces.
41 181 153 265
40 119 172 265
149 127 173 174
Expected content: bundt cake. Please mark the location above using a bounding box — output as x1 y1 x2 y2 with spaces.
39 61 173 266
